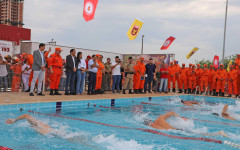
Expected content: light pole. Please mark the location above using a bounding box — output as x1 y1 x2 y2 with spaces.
222 0 228 64
141 35 144 54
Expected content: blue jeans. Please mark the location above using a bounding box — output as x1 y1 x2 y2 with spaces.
76 70 86 94
144 76 153 92
88 72 96 94
65 72 76 93
112 75 121 92
0 76 8 92
159 78 168 92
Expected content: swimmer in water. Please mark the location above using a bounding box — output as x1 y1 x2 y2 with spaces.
180 100 200 107
143 111 229 137
212 104 236 120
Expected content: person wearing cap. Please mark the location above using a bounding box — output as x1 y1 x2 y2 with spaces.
168 62 176 92
111 56 122 94
95 54 104 94
48 47 63 95
103 58 112 91
215 64 227 97
10 58 22 92
159 64 169 93
144 58 156 93
200 64 209 94
208 65 215 95
187 64 196 94
76 52 86 95
65 49 78 95
227 65 239 98
88 55 99 95
195 64 203 94
173 60 181 93
136 57 146 94
29 43 46 96
123 57 134 94
179 63 188 94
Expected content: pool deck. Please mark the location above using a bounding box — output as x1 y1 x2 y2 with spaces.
0 91 180 105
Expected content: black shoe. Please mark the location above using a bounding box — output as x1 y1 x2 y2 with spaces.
29 93 34 96
123 89 126 94
222 93 225 97
172 88 176 92
178 89 183 93
227 94 231 97
70 92 76 95
65 92 70 95
209 91 212 95
216 92 219 96
134 89 139 94
236 95 239 98
25 88 30 92
129 90 134 94
187 88 191 94
37 92 45 96
55 89 62 95
148 91 152 93
200 92 203 94
196 91 199 94
50 89 54 96
212 89 216 96
184 89 187 94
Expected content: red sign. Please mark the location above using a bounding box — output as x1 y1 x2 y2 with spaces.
161 36 176 50
131 25 139 36
83 0 98 22
213 55 219 69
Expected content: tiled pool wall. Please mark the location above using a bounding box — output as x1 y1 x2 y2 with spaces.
0 95 238 112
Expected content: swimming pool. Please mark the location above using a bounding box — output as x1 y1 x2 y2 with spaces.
1 95 240 150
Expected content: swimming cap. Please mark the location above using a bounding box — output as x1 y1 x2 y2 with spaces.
143 118 152 126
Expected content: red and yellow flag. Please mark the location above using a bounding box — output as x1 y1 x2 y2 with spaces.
127 19 144 40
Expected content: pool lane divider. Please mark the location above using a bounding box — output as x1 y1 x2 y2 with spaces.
141 102 211 112
99 105 240 128
0 146 13 150
28 110 223 144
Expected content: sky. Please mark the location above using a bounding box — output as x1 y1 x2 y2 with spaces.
23 0 240 64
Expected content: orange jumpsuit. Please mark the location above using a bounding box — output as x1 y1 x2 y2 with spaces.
200 69 209 92
137 62 146 89
168 66 175 89
48 53 63 90
95 60 104 90
208 69 215 92
27 54 34 87
10 64 22 92
237 68 240 94
173 64 181 89
179 67 188 90
228 69 238 95
216 69 227 93
133 64 140 90
195 68 203 89
188 68 196 90
235 58 240 66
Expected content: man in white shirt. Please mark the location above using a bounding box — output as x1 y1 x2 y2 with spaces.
88 55 99 95
76 52 87 95
111 56 122 94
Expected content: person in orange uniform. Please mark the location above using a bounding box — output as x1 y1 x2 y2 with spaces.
195 64 203 94
95 54 104 94
212 67 218 96
237 65 240 95
10 59 22 92
228 65 239 98
235 54 240 67
216 64 227 97
168 62 176 92
133 60 140 94
48 47 63 95
137 57 146 94
208 65 215 95
187 64 196 94
179 64 188 94
200 64 209 94
186 64 192 89
173 60 181 93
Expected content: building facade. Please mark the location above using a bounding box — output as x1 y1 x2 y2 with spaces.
0 0 24 28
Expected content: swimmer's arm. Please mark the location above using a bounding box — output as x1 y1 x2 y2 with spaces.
222 105 228 114
6 114 38 126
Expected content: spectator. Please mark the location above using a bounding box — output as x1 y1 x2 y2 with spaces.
95 55 104 94
22 61 31 92
0 54 8 92
123 57 134 94
103 58 112 91
29 43 46 96
76 52 86 95
88 55 99 95
159 64 169 93
65 49 77 95
59 60 66 91
111 56 122 94
10 59 22 92
153 63 161 92
4 55 13 90
144 58 156 93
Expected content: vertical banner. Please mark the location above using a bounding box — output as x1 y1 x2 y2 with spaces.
213 55 219 69
127 18 144 40
160 36 176 50
186 47 199 59
83 0 98 22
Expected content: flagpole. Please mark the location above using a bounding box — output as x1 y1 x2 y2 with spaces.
222 0 228 64
141 35 144 54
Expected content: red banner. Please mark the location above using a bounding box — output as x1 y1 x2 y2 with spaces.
83 0 98 22
213 55 219 69
161 36 176 50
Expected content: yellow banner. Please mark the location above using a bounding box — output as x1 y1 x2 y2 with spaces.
186 47 199 59
227 61 232 72
127 18 144 40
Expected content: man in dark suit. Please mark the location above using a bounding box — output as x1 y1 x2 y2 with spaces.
29 43 46 96
65 49 77 95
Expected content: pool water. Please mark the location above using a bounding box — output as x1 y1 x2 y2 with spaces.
1 95 240 150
